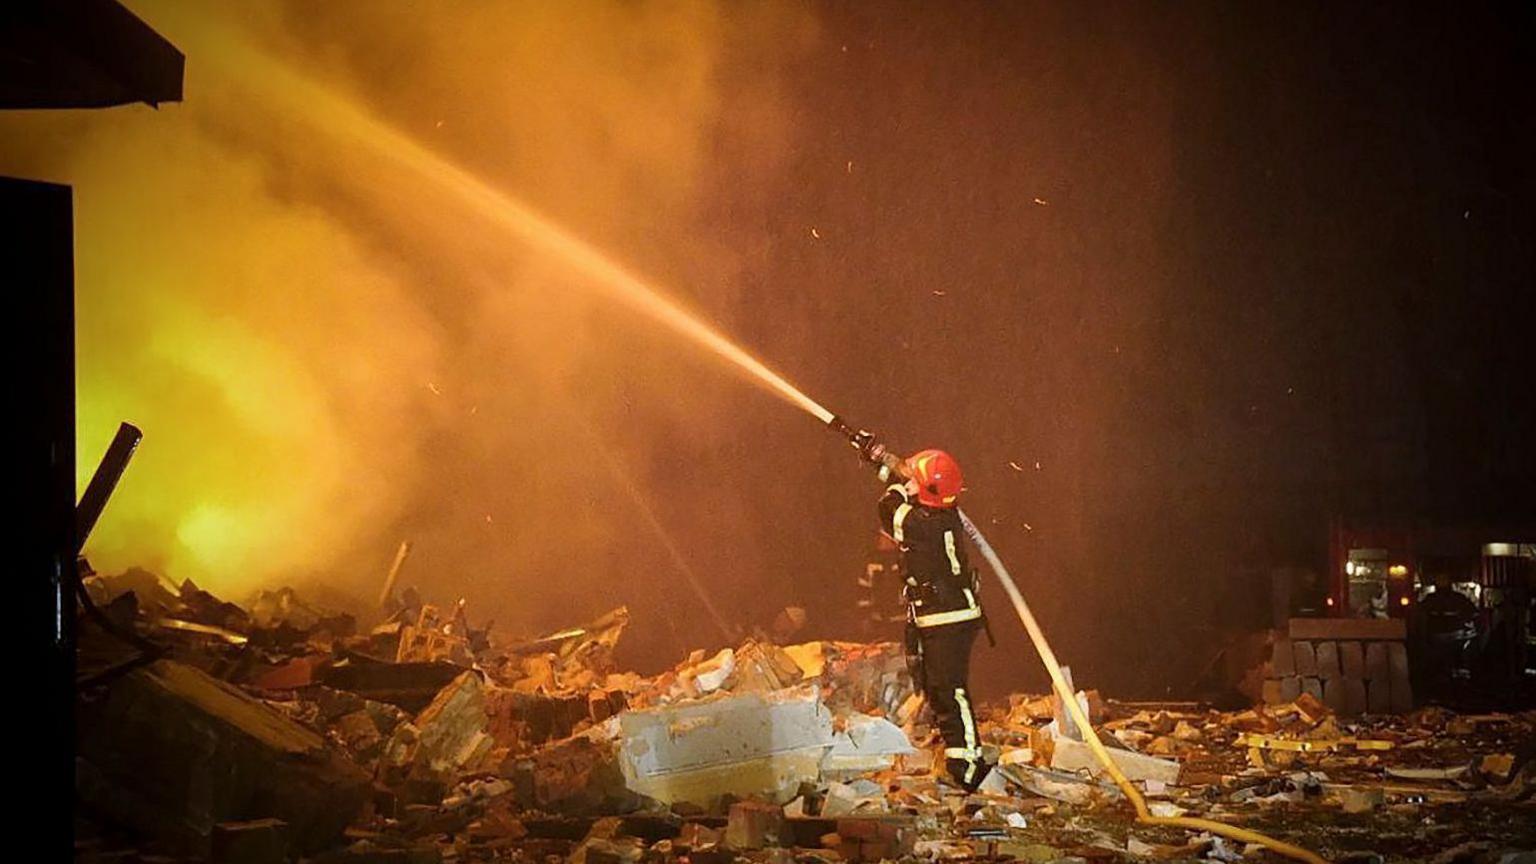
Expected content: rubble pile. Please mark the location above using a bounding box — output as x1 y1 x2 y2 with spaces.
75 574 1535 864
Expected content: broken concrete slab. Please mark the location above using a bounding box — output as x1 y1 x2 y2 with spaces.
410 671 493 778
76 659 369 856
1049 736 1181 785
617 684 833 807
1340 641 1365 679
823 712 915 778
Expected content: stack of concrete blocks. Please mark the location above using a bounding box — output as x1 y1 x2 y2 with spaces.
1262 618 1412 715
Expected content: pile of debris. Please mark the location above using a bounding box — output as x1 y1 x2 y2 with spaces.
75 572 1536 864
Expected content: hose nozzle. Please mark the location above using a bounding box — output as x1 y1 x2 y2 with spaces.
827 414 877 457
827 415 904 476
827 414 859 445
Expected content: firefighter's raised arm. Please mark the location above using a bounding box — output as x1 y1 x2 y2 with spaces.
877 480 912 539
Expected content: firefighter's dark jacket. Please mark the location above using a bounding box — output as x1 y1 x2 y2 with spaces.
877 484 982 628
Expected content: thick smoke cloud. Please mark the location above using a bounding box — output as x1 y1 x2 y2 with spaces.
2 107 442 590
2 2 819 661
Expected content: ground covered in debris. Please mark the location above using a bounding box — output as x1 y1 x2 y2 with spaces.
75 574 1535 864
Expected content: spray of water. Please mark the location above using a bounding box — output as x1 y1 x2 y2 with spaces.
543 378 738 643
152 10 834 428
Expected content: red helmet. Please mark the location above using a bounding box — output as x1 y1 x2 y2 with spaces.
905 449 963 508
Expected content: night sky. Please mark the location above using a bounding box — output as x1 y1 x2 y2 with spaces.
688 1 1535 696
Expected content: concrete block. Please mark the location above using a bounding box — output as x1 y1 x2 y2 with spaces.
1293 642 1317 676
1262 679 1284 705
1269 638 1296 677
1365 642 1391 682
1322 678 1346 714
1315 641 1341 680
1340 679 1368 716
1300 677 1323 702
1339 642 1365 679
1295 691 1331 722
1366 679 1391 714
1387 642 1413 713
1279 676 1301 703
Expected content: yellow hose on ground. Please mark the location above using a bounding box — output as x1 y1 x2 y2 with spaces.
957 510 1329 864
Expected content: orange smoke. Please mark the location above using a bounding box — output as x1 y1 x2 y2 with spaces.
0 2 819 641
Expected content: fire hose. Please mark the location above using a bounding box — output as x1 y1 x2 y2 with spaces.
827 417 1329 864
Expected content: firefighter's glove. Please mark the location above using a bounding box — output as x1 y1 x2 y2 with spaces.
853 429 888 465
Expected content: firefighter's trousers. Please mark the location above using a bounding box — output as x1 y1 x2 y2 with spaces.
906 618 984 790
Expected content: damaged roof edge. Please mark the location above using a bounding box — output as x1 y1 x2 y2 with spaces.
0 0 184 110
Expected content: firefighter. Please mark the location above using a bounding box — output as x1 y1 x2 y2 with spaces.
873 448 988 791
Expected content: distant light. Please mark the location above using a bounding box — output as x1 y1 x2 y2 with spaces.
1345 561 1356 576
1389 564 1408 578
1326 596 1335 607
1400 596 1411 606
